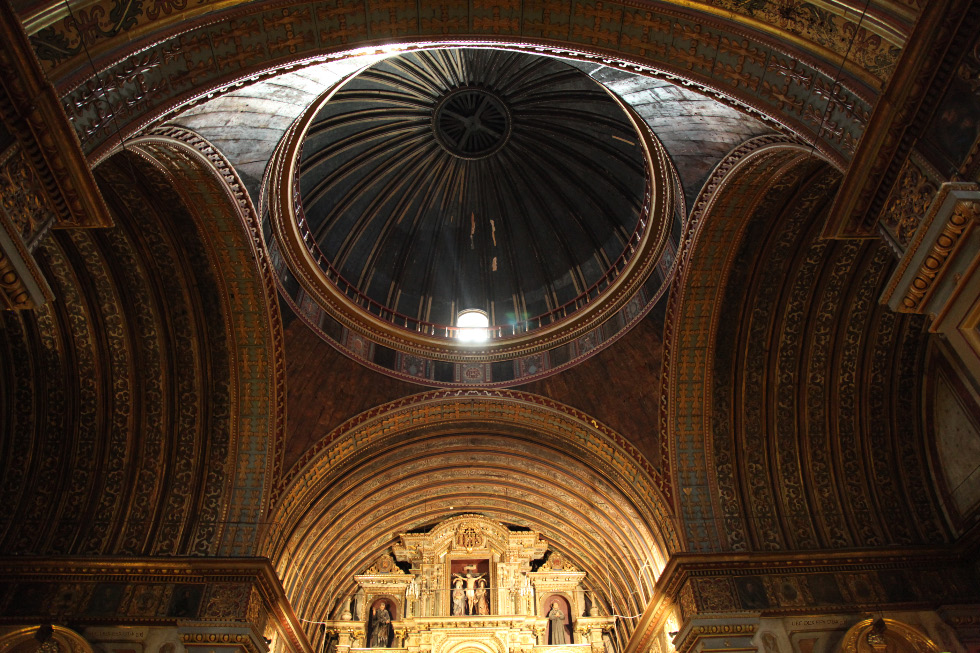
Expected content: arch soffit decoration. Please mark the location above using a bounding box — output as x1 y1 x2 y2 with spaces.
268 389 676 548
115 127 287 555
661 136 827 552
277 447 659 627
22 1 899 169
262 390 677 625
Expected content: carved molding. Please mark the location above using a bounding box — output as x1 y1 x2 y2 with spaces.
0 211 50 309
824 0 978 238
0 557 313 653
0 2 110 230
882 185 980 313
880 156 940 249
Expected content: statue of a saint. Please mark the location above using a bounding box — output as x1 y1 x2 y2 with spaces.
451 578 466 616
475 579 490 615
369 602 392 648
547 602 567 645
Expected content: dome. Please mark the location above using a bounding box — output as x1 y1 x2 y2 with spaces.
294 49 648 332
267 48 676 385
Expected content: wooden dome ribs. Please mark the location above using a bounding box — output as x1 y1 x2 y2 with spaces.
499 146 593 296
344 141 447 289
513 119 644 207
319 135 438 272
288 47 659 342
303 128 431 224
370 149 453 313
485 154 529 322
492 147 566 314
510 132 638 264
306 110 431 145
400 50 456 95
496 57 572 98
356 68 441 99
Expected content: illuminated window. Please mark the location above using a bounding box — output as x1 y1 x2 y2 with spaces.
456 309 489 342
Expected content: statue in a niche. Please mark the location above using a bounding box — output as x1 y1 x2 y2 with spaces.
370 602 392 647
452 565 486 614
547 602 567 645
451 578 466 615
475 579 490 615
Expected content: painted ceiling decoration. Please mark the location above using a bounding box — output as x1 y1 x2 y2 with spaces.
15 0 899 170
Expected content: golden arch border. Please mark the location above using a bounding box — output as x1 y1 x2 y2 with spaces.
836 618 942 653
0 625 95 653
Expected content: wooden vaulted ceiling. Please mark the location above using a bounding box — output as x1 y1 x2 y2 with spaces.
0 0 973 647
0 148 280 557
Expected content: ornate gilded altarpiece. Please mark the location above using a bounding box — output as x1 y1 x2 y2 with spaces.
321 516 614 653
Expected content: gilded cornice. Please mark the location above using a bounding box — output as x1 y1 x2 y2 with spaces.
625 546 978 653
0 556 313 653
881 184 980 313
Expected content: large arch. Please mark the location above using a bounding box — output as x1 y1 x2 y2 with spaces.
0 127 284 556
664 134 949 553
264 390 678 648
15 1 916 168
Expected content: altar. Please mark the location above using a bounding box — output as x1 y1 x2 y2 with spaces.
317 515 616 653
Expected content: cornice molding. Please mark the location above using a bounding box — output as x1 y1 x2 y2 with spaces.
0 556 313 653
